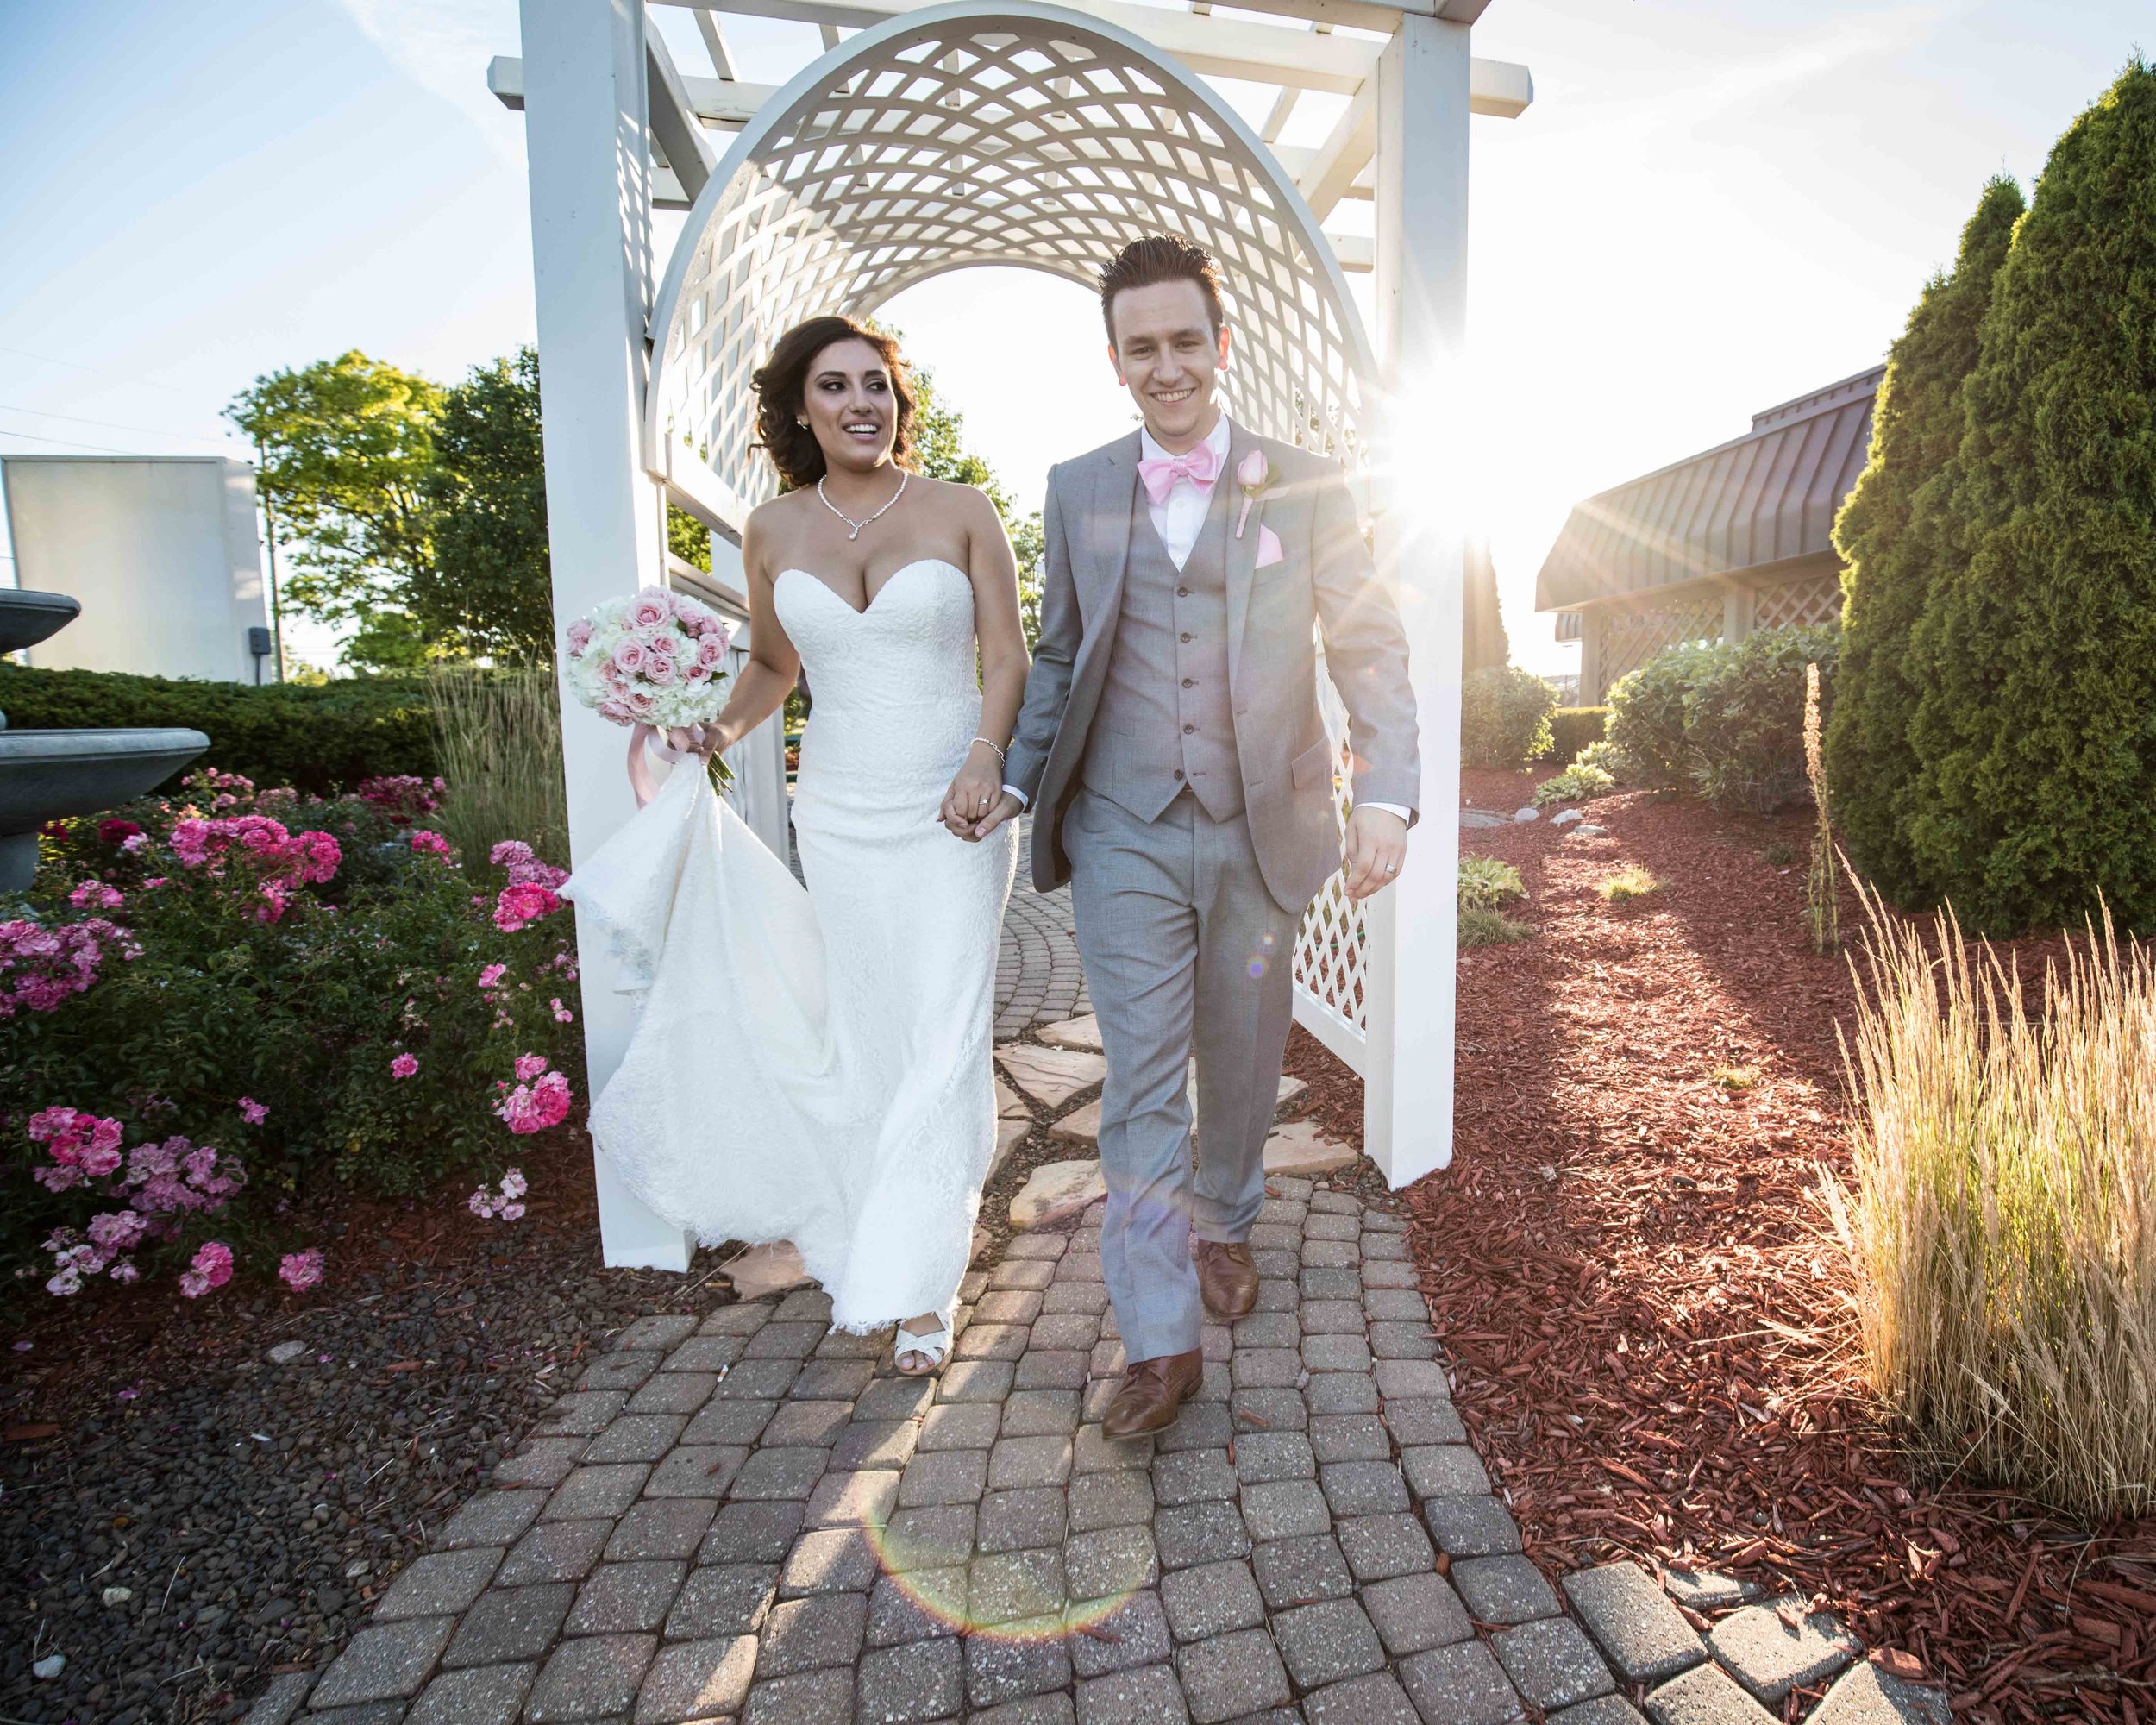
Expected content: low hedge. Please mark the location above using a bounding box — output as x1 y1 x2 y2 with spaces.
0 666 435 795
1547 706 1608 765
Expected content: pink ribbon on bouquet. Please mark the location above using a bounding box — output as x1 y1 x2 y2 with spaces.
625 724 694 808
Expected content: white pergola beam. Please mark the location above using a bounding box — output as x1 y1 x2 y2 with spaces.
1325 231 1372 272
667 0 1425 30
694 7 741 78
656 0 1383 92
1296 74 1373 219
646 27 718 200
492 55 780 127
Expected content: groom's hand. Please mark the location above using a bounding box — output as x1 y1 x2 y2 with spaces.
969 791 1024 842
1342 806 1407 901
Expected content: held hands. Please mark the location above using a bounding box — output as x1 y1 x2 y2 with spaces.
1341 805 1407 901
941 743 1010 840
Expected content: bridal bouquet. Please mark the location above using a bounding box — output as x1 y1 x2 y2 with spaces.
564 586 734 730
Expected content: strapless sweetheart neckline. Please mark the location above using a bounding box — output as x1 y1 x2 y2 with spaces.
777 557 963 618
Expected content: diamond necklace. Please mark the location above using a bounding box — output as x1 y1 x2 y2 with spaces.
817 468 909 541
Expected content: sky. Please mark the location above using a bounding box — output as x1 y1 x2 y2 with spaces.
0 0 2146 674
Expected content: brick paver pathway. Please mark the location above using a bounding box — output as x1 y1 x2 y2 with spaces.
261 1184 1627 1725
994 829 1088 1043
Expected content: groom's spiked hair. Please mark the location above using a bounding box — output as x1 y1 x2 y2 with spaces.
1098 236 1226 344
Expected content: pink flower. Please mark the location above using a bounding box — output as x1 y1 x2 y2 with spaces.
179 1239 234 1298
69 881 125 910
565 618 594 655
642 653 678 687
514 1052 548 1082
494 884 564 933
611 639 648 675
239 1096 268 1125
409 831 451 857
491 840 535 871
695 635 729 669
478 963 507 990
390 1053 419 1079
98 819 141 844
551 997 573 1023
279 1249 324 1292
629 592 674 630
496 1069 573 1135
89 1211 146 1251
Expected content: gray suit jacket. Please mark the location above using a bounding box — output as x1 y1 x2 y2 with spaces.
1006 422 1420 910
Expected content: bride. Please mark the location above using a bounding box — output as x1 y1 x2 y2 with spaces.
566 316 1026 1372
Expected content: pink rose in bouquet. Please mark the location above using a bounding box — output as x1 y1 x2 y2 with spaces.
564 586 735 731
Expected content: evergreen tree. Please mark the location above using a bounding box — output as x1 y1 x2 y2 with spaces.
1824 176 2023 900
1462 537 1510 674
1904 60 2156 932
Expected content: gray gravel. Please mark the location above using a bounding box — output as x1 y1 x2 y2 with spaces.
2 1190 716 1724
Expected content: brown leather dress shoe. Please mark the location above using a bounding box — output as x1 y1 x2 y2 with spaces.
1194 1239 1259 1319
1100 1349 1202 1439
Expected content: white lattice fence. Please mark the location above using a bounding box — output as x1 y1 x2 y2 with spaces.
1749 574 1843 633
642 3 1382 1070
1596 595 1725 693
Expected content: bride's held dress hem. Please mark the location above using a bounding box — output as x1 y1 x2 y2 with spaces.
563 559 1018 1336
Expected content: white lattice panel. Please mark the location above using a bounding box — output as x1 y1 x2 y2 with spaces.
1293 646 1367 1055
1596 595 1724 693
1750 574 1842 633
644 2 1380 1065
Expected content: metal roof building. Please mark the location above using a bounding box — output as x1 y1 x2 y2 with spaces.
1537 364 1882 701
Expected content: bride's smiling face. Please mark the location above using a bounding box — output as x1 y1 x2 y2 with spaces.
800 338 899 476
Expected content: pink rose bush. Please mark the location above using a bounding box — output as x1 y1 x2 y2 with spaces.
563 585 734 730
11 768 583 1302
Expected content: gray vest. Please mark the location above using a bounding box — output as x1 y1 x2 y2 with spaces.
1082 475 1244 824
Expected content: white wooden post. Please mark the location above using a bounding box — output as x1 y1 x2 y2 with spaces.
1363 12 1470 1186
520 0 694 1270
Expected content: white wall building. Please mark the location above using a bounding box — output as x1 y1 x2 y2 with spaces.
2 455 275 684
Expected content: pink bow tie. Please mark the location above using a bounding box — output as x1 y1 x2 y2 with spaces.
1137 443 1222 505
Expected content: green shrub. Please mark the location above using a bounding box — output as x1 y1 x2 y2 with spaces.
1826 177 2024 904
1460 666 1557 768
1547 706 1608 765
1603 641 1720 787
1607 626 1839 816
0 665 435 794
1572 737 1633 782
1457 855 1525 913
4 769 576 1304
1532 762 1615 807
1902 60 2156 934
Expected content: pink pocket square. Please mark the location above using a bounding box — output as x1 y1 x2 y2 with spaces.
1256 524 1285 569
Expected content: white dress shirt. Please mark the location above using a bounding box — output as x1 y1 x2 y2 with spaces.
1005 412 1411 827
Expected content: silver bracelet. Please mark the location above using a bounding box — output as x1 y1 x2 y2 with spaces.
970 736 1007 763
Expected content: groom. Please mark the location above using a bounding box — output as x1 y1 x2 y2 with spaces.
976 235 1420 1438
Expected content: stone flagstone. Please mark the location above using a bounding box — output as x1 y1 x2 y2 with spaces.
1010 1159 1107 1230
998 1075 1030 1120
1037 1013 1105 1053
725 1241 812 1301
1262 1120 1359 1176
998 1043 1109 1109
1707 1597 1861 1703
1050 1070 1307 1148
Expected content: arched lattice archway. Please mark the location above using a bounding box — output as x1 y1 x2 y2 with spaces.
506 0 1515 1267
642 2 1376 534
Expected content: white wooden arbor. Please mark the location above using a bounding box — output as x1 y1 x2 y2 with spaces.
503 0 1528 1268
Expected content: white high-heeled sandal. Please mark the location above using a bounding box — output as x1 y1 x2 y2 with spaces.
893 1315 951 1375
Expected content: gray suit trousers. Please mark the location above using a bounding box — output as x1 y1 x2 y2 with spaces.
1062 787 1299 1362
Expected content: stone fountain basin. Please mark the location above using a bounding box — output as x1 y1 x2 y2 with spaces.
0 588 84 656
0 728 210 836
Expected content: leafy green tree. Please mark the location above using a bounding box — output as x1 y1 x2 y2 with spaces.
224 352 442 661
1825 176 2024 900
411 348 555 663
1903 60 2156 932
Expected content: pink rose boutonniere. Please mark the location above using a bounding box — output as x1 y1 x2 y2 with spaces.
1234 449 1273 539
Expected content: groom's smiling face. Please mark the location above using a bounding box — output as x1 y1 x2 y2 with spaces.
1106 279 1230 454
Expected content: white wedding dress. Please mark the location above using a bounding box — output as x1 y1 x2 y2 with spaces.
564 558 1018 1332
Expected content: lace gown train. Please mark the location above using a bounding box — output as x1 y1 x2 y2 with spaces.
564 559 1018 1331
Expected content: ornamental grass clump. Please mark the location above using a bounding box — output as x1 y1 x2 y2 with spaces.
1839 898 2156 1519
428 667 570 871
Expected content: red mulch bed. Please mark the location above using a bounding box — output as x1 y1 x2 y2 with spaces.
1284 770 2156 1722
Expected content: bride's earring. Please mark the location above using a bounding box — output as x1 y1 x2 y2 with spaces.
797 417 809 429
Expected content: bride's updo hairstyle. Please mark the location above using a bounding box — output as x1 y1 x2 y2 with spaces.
751 315 919 489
